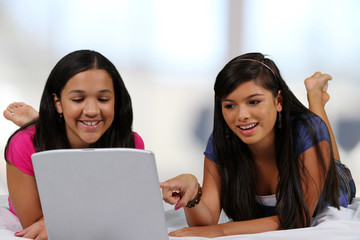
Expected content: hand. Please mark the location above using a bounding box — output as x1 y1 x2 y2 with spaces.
169 225 224 238
160 174 199 210
304 72 332 106
15 217 48 240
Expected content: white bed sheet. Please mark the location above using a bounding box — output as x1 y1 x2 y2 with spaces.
165 198 360 240
0 196 359 239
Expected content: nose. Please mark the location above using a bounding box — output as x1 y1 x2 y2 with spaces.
237 106 250 121
83 99 100 117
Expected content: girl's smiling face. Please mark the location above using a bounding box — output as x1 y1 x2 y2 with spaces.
53 69 115 148
221 80 282 149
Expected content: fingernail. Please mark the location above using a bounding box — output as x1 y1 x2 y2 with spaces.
175 205 181 211
14 232 20 235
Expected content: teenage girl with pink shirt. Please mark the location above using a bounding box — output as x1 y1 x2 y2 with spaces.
4 50 144 240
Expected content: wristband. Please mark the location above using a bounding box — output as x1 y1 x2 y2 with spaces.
186 183 202 208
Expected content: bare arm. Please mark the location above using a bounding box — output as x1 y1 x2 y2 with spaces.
184 157 222 226
167 140 329 238
160 157 222 226
7 163 43 227
301 140 331 218
7 163 48 239
165 158 281 237
169 215 280 237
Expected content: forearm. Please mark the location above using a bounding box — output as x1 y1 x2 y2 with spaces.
12 200 43 228
184 200 219 226
219 215 280 236
184 158 222 226
169 215 281 238
184 203 280 234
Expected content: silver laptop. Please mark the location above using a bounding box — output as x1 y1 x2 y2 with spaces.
32 148 169 240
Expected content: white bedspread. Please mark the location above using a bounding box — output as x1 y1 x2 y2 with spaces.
165 198 360 240
0 197 359 239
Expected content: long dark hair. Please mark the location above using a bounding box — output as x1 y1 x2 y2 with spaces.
5 50 134 156
213 52 339 229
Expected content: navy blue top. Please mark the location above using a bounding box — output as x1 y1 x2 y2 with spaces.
204 114 355 216
205 115 330 163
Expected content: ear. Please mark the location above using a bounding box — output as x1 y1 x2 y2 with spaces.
276 90 283 112
53 93 63 114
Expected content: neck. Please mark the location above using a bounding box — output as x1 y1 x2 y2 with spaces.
250 145 276 162
248 132 276 161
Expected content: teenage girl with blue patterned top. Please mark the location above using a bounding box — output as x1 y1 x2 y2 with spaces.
160 52 356 237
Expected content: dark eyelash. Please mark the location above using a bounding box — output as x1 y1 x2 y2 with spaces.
224 104 234 109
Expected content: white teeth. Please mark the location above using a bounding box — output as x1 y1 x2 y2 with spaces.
239 123 257 130
82 121 99 126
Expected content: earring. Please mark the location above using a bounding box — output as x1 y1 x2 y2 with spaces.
278 111 282 129
59 114 63 118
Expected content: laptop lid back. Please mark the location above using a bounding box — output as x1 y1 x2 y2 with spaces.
32 148 169 240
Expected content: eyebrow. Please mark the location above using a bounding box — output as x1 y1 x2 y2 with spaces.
68 89 113 94
222 93 264 102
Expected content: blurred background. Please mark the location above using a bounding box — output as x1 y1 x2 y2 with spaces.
0 0 359 196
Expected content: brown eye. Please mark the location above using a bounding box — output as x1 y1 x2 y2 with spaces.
249 100 260 105
224 104 234 109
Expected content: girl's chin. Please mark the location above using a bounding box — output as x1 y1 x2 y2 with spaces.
80 136 102 145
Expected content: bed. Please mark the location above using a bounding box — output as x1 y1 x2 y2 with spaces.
1 196 359 239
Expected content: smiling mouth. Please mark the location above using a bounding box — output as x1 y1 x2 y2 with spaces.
238 123 258 130
81 121 100 126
